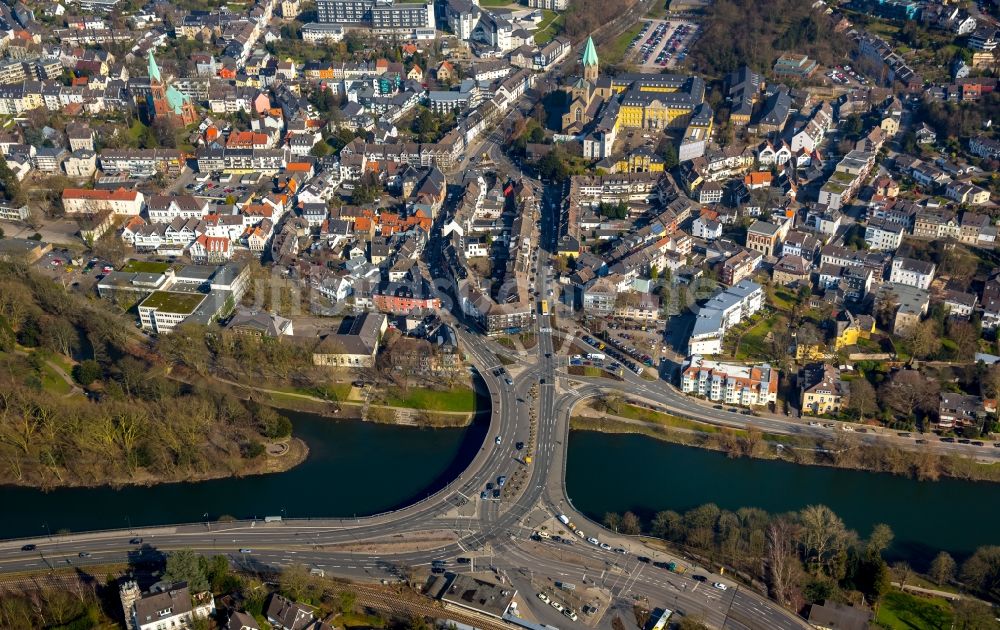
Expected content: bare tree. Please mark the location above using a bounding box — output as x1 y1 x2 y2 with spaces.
620 511 641 535
847 378 877 422
929 551 956 586
765 518 797 605
880 370 938 419
890 562 912 589
798 505 848 575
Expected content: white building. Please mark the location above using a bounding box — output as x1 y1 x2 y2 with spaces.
120 581 215 630
681 355 778 407
687 280 764 355
864 217 905 251
889 256 935 290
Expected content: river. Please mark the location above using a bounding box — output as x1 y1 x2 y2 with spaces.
566 431 1000 566
0 411 487 540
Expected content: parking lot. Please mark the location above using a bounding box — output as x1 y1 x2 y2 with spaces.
825 63 869 87
33 248 115 291
625 18 698 70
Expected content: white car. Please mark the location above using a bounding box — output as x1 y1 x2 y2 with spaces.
587 537 600 545
563 609 578 621
713 582 728 591
599 542 612 551
551 602 565 612
537 593 551 604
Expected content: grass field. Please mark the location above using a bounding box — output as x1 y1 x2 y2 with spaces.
603 21 645 64
534 10 563 45
385 386 476 412
876 590 953 630
735 317 775 360
609 402 724 434
479 0 515 5
39 362 72 395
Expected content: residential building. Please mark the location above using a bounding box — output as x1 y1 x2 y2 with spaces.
720 249 762 285
942 289 977 319
938 392 985 429
62 187 144 215
264 593 314 630
800 363 844 416
681 356 778 407
317 0 435 33
876 282 930 335
864 217 904 251
807 601 872 630
121 581 216 630
745 220 782 257
889 257 935 290
687 280 764 355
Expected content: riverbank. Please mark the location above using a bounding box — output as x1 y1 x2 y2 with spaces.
0 437 310 491
572 400 1000 483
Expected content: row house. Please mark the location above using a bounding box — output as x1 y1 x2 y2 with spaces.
864 216 905 251
196 147 287 173
912 208 960 239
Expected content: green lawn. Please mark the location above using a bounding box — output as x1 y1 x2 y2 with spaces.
534 11 564 45
479 0 514 5
385 386 476 412
769 287 797 312
273 383 354 401
603 21 645 64
121 260 171 274
735 317 775 360
609 403 723 434
40 362 71 395
876 591 953 630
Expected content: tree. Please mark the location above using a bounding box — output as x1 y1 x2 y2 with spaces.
929 551 956 585
847 378 877 422
906 319 940 359
952 599 1000 630
603 512 621 532
620 511 641 535
890 561 912 589
960 546 1000 600
352 172 382 205
72 360 102 387
865 523 893 560
765 518 797 605
163 550 209 592
798 505 848 575
880 370 939 419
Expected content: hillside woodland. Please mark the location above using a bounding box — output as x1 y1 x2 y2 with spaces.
688 0 851 77
0 262 296 489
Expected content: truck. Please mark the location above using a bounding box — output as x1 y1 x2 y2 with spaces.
666 562 686 574
557 514 570 525
587 353 605 361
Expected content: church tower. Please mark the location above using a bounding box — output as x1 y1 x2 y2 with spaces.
582 35 599 83
147 51 198 126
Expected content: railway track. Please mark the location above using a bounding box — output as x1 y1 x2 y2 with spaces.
350 583 511 630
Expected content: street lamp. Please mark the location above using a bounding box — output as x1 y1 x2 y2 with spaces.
42 522 51 541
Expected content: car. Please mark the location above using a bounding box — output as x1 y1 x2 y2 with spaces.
561 538 573 545
493 489 501 498
692 574 707 582
898 432 911 437
515 441 524 450
587 537 599 545
563 609 578 621
239 548 252 553
599 542 612 550
972 441 985 446
497 475 507 487
457 557 471 564
942 437 956 443
481 491 488 499
637 556 651 563
958 438 971 444
129 537 143 544
78 552 91 558
21 544 36 551
551 602 565 612
538 592 551 604
613 547 628 554
713 582 728 591
915 439 928 444
495 436 502 444
486 482 494 490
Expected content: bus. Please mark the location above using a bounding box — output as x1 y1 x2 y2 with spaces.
650 609 673 630
540 300 549 316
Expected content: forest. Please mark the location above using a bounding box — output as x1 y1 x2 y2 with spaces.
687 0 851 77
0 262 298 488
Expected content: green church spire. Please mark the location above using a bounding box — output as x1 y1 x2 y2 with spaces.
582 35 598 68
147 50 161 83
